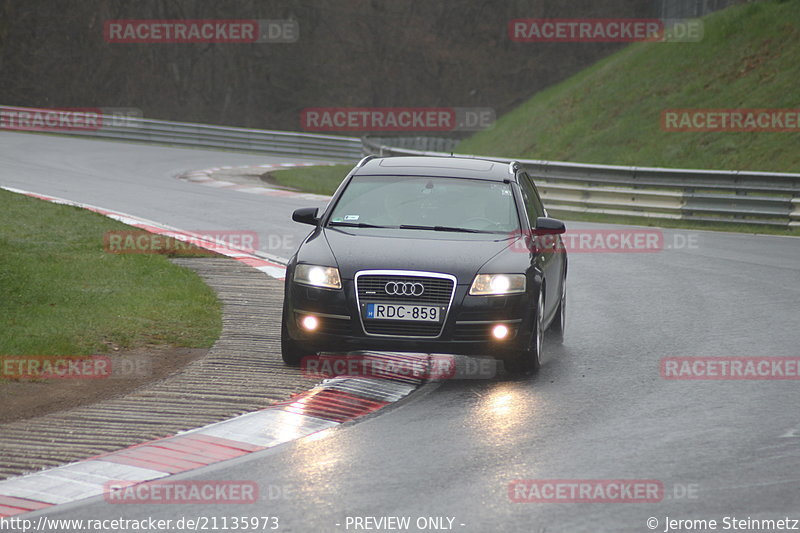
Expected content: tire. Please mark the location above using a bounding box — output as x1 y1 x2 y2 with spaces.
280 310 314 366
549 281 566 344
504 291 543 375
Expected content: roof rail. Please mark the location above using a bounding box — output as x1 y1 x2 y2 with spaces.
356 155 377 167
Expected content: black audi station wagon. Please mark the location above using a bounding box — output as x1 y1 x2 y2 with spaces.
282 155 567 373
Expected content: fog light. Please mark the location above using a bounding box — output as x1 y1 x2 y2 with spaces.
301 315 319 331
492 324 509 340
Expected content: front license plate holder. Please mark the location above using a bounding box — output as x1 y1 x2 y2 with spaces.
362 302 444 322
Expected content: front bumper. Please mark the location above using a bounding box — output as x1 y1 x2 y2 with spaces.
284 276 536 357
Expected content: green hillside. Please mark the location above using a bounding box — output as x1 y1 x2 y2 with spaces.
457 0 800 172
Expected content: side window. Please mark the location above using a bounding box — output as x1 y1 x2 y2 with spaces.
518 172 545 226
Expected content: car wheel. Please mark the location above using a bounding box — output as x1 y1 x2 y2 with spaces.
280 310 313 366
505 290 543 375
549 281 566 344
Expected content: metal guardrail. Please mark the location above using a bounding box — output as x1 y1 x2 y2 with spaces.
656 0 753 19
0 105 363 161
366 136 459 153
3 105 797 228
361 138 800 228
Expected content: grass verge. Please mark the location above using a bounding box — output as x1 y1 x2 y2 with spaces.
269 164 352 196
456 1 800 173
0 188 222 359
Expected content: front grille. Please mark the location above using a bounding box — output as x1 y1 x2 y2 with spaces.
363 321 444 337
356 273 456 337
356 275 453 306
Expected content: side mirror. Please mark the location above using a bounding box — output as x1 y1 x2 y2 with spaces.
533 217 566 235
292 207 319 226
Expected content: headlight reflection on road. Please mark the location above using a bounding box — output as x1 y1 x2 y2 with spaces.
303 427 335 443
472 385 530 445
488 392 515 415
273 408 318 444
292 420 349 487
283 424 349 507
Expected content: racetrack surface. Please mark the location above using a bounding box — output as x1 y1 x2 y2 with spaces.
0 131 326 260
2 131 799 532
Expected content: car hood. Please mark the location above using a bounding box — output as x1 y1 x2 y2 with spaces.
323 227 518 282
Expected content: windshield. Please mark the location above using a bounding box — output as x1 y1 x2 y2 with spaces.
327 176 519 233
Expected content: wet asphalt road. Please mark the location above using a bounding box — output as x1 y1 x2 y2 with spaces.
3 131 799 533
0 131 328 260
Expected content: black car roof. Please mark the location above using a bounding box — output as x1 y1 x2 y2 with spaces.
354 156 518 182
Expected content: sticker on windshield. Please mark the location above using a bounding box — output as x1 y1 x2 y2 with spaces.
344 215 360 221
490 183 512 196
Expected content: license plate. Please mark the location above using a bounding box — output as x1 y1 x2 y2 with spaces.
364 303 441 322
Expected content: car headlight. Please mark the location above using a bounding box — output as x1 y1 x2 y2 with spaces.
469 274 526 296
294 264 342 290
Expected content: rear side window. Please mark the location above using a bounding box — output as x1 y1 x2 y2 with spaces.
518 172 545 225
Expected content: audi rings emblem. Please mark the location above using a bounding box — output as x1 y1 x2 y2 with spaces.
385 281 425 296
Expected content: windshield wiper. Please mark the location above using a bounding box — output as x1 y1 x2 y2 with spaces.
328 221 388 228
398 224 485 233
